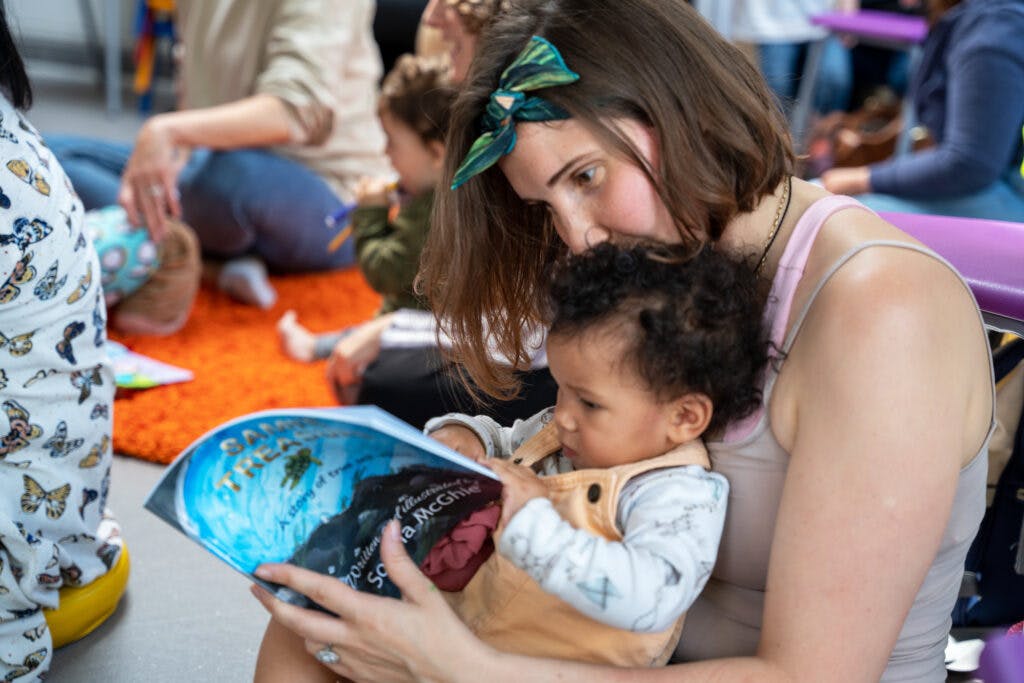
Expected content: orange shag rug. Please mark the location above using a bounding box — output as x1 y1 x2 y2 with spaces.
110 268 380 464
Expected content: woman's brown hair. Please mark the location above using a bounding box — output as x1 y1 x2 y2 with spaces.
420 0 793 399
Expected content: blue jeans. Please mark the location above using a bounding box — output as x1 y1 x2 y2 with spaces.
47 135 355 272
760 37 852 116
855 174 1024 223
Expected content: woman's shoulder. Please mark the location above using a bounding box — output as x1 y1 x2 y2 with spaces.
781 189 983 362
811 200 974 318
948 1 1024 61
774 195 992 461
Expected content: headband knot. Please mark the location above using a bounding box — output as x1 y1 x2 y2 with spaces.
450 36 580 189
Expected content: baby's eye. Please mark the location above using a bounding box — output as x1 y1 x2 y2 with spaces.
580 397 600 410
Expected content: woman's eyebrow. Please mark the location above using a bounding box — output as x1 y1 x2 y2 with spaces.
547 154 589 187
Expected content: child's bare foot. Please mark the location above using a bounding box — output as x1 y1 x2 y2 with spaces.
277 310 316 362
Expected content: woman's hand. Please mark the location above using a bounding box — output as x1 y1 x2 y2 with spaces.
821 166 871 196
118 115 189 242
252 520 493 683
428 424 486 461
486 459 547 526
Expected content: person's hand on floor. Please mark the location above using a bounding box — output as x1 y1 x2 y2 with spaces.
821 166 871 196
119 116 190 242
325 313 396 401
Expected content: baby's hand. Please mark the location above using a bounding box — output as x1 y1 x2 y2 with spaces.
430 424 486 462
487 459 547 527
354 176 393 207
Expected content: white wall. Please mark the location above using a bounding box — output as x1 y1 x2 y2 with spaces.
6 0 136 47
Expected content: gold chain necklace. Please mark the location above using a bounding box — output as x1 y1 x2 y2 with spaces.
754 175 792 276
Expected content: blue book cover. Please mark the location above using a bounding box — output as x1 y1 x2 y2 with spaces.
144 406 502 606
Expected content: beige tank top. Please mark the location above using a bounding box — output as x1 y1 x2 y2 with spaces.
675 196 994 682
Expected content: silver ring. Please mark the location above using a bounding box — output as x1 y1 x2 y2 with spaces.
147 185 163 197
314 644 340 665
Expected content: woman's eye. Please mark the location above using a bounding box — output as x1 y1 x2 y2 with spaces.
574 166 602 187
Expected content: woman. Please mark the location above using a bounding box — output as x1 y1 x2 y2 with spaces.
421 0 508 83
253 1 993 680
823 0 1024 222
49 0 390 307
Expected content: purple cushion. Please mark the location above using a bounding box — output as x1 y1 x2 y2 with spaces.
880 212 1024 323
811 10 928 45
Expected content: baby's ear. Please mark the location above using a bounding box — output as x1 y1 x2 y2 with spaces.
666 393 713 445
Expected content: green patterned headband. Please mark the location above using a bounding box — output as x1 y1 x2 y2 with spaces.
450 36 580 190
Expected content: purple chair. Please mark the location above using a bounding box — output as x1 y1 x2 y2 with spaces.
976 632 1024 683
791 10 929 155
811 10 928 46
881 212 1024 335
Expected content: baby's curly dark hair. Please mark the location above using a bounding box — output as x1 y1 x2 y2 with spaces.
380 54 456 145
547 242 769 435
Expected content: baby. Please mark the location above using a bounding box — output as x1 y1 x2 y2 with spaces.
422 241 770 666
278 54 455 362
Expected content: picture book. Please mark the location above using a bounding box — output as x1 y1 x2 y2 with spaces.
107 340 193 389
144 406 502 606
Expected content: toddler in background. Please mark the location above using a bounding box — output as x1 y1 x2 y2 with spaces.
278 54 454 362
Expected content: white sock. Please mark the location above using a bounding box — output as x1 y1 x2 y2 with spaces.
218 256 277 309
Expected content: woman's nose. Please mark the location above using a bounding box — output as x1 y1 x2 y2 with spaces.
555 210 610 254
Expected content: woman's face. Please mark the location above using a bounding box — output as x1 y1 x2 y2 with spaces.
421 0 479 83
498 118 680 253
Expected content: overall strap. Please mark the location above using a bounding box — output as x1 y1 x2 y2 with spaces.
511 421 561 468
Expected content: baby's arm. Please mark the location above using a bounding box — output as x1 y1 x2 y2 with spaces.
424 407 555 460
498 466 728 633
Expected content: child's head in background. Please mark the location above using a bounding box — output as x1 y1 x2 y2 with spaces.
545 242 768 469
379 54 456 196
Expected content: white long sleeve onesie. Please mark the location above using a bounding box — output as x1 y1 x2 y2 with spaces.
425 408 728 633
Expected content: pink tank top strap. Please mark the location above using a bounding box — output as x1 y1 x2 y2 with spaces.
765 195 872 350
722 195 872 443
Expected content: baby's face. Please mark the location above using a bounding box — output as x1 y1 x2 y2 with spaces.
380 110 443 196
546 332 683 469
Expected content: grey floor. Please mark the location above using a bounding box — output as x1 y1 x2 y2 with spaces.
27 68 269 683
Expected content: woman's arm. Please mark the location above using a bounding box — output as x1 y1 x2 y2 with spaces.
253 521 788 683
752 244 989 681
867 11 1024 197
119 94 305 239
121 0 359 237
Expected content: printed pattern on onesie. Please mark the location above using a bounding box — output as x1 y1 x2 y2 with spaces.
0 95 117 680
